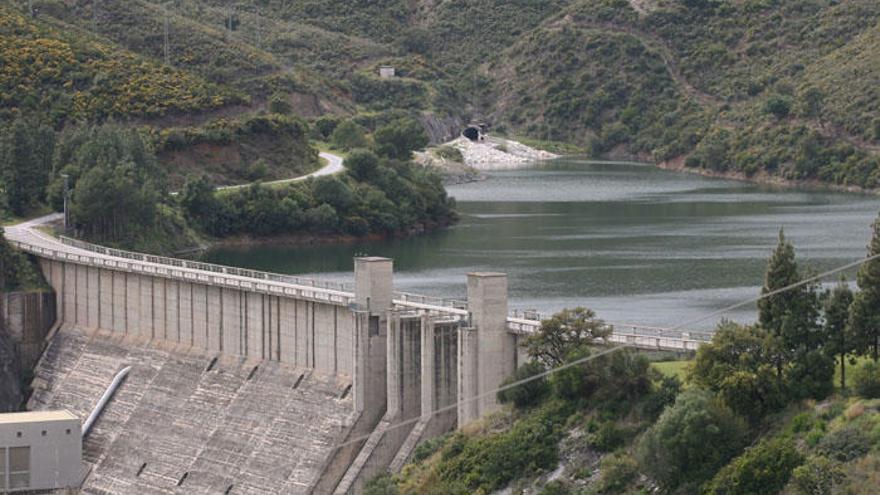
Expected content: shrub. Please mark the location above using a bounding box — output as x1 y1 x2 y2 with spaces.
765 95 792 119
589 421 627 453
437 401 570 492
246 159 268 180
434 145 463 163
538 480 572 495
364 473 399 495
373 117 429 160
816 426 871 462
636 389 749 491
330 120 369 151
597 453 639 494
642 375 682 420
344 149 381 182
704 437 804 495
852 361 880 399
790 456 844 495
788 412 819 434
497 360 549 409
313 115 341 141
834 454 880 494
411 433 450 463
268 93 292 115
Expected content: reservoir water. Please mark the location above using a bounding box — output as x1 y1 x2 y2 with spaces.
203 158 880 331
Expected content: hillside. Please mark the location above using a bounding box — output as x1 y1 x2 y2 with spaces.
4 0 880 205
490 0 880 188
0 6 242 125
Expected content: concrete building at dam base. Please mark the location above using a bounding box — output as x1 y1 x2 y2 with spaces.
0 410 82 493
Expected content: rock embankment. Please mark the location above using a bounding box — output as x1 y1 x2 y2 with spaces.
415 136 558 183
454 136 557 170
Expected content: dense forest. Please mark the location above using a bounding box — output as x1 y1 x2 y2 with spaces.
372 220 880 494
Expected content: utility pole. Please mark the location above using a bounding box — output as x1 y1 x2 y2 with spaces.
163 3 170 66
61 174 70 233
255 2 262 48
226 1 233 40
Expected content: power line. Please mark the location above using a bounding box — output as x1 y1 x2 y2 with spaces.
330 344 630 452
329 250 880 452
664 251 880 333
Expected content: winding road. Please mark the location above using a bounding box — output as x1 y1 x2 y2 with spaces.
216 151 345 192
5 151 347 268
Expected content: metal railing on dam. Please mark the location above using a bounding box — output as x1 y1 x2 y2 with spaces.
8 224 707 352
59 235 355 292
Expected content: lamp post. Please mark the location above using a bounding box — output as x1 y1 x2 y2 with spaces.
60 174 70 233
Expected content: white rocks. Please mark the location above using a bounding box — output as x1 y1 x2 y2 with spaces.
444 137 557 171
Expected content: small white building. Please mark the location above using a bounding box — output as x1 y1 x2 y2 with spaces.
0 410 82 493
378 65 396 79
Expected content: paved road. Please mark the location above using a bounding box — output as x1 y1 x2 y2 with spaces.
217 152 345 192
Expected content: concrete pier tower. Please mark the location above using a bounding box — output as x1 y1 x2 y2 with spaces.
459 272 516 425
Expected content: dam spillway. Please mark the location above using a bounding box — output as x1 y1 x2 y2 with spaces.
29 325 352 493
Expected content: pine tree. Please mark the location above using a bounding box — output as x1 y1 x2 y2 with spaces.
758 230 821 369
0 119 54 216
851 212 880 361
823 277 854 388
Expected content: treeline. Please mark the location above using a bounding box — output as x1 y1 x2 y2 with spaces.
0 114 453 251
181 149 455 238
375 216 880 495
0 119 166 242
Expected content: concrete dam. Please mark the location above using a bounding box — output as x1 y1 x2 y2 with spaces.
4 217 702 494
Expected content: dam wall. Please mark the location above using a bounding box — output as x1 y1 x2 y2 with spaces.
23 244 521 493
0 290 56 412
38 258 355 379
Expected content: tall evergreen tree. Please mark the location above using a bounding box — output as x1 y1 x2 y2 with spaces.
758 229 821 377
823 278 855 388
0 119 54 216
850 212 880 361
61 125 162 241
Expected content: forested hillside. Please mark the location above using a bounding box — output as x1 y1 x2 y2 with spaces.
2 0 879 230
492 0 880 188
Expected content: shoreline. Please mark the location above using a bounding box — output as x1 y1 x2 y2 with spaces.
182 219 455 255
655 156 880 196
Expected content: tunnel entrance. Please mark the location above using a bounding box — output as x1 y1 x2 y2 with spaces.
463 126 481 141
